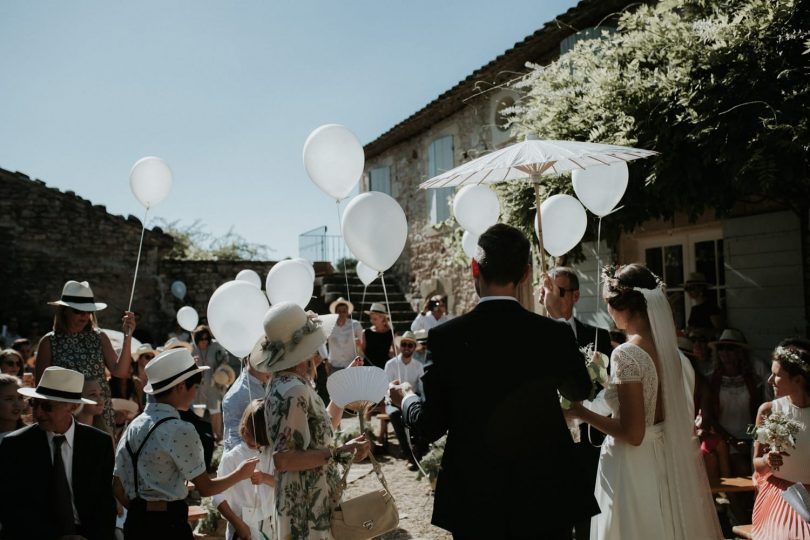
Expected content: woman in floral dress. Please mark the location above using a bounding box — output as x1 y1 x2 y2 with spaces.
36 280 136 431
252 302 371 540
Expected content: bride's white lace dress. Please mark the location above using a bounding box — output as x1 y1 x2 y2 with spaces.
591 342 722 540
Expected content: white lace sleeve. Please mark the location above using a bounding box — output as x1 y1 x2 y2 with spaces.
611 346 642 384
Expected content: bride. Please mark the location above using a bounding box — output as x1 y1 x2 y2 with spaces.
565 264 722 539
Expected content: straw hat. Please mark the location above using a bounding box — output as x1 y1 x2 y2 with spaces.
364 302 388 316
413 329 429 343
18 366 96 404
329 297 354 314
143 348 209 394
213 364 237 386
133 343 156 361
48 280 107 312
163 337 193 352
112 398 139 420
248 302 328 373
709 328 750 350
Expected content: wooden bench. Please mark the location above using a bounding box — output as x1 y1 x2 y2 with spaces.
188 504 207 524
710 476 755 494
732 524 753 539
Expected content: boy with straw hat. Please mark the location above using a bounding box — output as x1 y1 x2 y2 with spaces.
112 348 258 540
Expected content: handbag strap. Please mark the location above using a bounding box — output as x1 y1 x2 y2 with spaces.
331 452 393 508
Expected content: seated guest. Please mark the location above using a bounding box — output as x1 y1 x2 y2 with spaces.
113 348 257 540
0 366 116 539
384 331 425 470
0 374 25 443
222 358 271 452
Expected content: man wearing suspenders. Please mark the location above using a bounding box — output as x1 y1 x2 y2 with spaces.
113 348 258 540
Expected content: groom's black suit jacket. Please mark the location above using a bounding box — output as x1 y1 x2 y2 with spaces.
403 299 599 538
0 422 116 540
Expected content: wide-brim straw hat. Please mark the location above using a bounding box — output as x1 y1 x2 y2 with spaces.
709 328 750 350
213 364 237 386
133 343 156 361
249 302 329 373
143 348 209 394
395 331 418 349
329 297 354 314
48 280 107 312
413 329 429 343
18 366 96 404
364 302 389 316
163 337 193 352
112 398 139 419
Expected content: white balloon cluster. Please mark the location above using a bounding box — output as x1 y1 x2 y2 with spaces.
451 185 500 260
537 162 629 257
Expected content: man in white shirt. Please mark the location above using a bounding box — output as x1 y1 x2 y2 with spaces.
326 297 363 372
384 331 424 470
410 295 453 333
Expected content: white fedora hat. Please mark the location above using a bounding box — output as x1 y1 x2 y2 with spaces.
249 302 328 373
329 297 355 314
48 280 107 312
364 302 389 316
18 366 96 404
143 348 209 394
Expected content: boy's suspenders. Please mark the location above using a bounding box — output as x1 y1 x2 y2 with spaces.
125 417 174 498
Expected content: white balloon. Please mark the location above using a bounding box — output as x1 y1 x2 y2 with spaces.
341 192 408 272
176 306 199 332
207 280 269 358
571 162 629 217
461 230 480 259
537 195 588 256
355 261 378 286
452 185 501 235
235 269 262 288
129 156 172 209
303 124 364 200
291 258 316 281
265 260 314 308
170 280 186 300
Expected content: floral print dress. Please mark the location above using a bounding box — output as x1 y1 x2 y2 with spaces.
48 329 114 431
266 372 342 540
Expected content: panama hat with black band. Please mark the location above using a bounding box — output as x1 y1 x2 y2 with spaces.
142 348 209 394
19 366 96 404
48 280 108 312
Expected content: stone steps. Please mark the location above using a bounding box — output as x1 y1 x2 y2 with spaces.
319 273 415 333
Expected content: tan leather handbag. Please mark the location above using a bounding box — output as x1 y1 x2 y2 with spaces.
331 453 399 540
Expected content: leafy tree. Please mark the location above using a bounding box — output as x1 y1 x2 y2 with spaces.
154 219 273 260
335 257 358 273
504 0 810 242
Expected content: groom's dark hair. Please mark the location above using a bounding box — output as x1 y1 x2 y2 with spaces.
476 223 530 286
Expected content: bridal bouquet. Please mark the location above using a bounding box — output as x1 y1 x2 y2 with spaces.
747 411 805 471
560 345 610 442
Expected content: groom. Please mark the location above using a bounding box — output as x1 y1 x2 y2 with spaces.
389 223 598 540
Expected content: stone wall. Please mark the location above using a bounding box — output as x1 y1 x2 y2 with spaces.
0 168 281 346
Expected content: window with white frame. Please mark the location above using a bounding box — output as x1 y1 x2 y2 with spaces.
559 26 615 56
426 135 454 224
369 166 391 195
636 229 725 331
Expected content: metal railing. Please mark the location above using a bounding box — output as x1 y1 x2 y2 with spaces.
298 226 350 264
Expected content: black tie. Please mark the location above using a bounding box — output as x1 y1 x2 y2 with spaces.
51 435 76 535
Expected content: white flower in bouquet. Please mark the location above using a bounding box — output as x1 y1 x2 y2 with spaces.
559 344 610 442
748 411 805 471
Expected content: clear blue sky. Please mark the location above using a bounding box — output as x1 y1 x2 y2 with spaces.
0 0 578 259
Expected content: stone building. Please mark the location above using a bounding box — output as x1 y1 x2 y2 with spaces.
360 0 808 364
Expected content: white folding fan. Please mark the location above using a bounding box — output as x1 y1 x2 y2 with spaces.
327 366 389 412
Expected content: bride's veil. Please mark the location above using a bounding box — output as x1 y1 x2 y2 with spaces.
638 286 723 539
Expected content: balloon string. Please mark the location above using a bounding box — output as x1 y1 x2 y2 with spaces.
380 273 401 382
594 217 602 354
127 208 149 333
244 356 261 507
335 201 358 358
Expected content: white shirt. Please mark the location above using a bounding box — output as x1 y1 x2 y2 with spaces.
410 311 453 333
47 418 79 523
384 354 424 395
212 442 274 539
327 319 363 368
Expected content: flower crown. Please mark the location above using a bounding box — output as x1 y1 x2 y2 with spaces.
774 345 810 374
260 312 322 366
600 264 665 294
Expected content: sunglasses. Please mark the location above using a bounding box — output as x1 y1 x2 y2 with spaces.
197 335 211 342
716 344 740 352
1 360 21 367
68 307 89 315
559 286 578 298
400 342 416 349
29 398 55 412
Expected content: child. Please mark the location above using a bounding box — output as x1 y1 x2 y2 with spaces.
214 398 275 540
0 374 24 442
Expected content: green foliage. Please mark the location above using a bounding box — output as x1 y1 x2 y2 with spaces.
505 0 810 237
194 498 222 536
416 435 446 481
155 218 273 261
334 257 358 273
